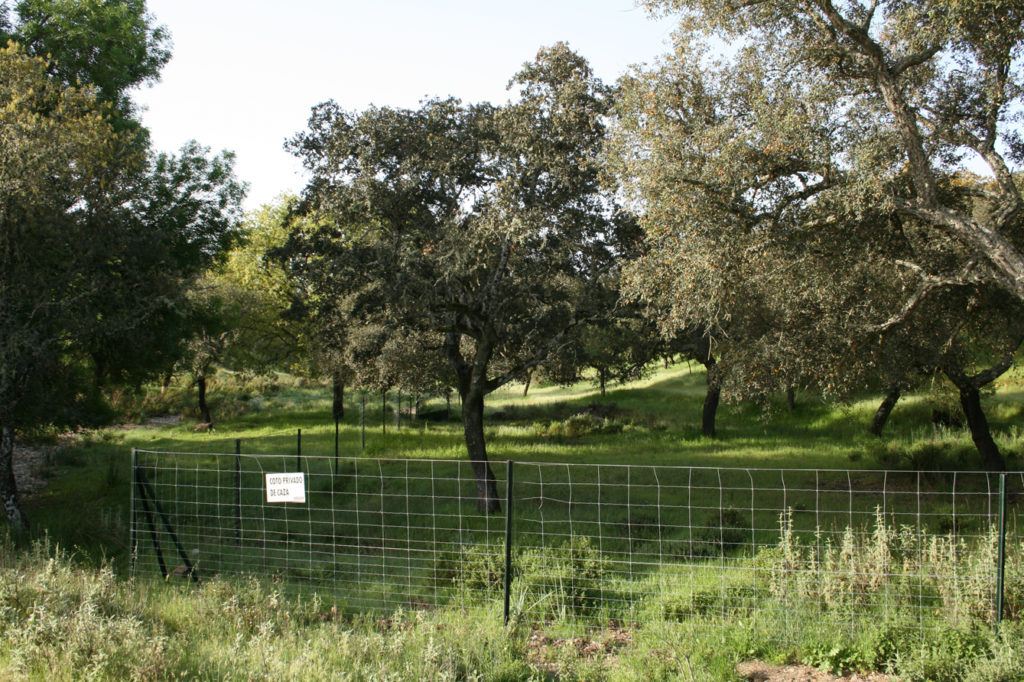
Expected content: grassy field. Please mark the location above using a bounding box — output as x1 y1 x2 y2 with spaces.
5 363 1024 680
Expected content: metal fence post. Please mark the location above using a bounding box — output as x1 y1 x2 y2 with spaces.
129 448 138 578
361 393 366 451
235 439 242 544
296 429 302 472
997 472 1008 631
504 459 515 625
334 418 339 475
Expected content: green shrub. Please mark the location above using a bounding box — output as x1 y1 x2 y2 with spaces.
803 641 866 676
894 625 993 681
541 413 636 439
454 543 504 594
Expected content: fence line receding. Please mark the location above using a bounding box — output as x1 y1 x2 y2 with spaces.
129 448 1023 639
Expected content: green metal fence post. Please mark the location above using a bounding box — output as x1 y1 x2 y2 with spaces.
997 472 1008 632
361 392 366 451
129 448 138 578
504 459 515 625
296 428 302 472
235 439 242 545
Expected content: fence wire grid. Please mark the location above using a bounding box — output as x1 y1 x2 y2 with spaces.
130 448 1023 638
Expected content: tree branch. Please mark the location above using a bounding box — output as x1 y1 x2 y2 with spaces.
892 198 1024 300
891 44 942 78
483 315 587 393
809 0 938 204
941 337 1022 390
867 258 982 333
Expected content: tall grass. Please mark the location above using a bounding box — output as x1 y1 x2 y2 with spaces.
5 527 1024 680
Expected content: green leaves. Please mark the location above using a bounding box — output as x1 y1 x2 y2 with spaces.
0 44 121 208
286 44 627 400
12 0 170 110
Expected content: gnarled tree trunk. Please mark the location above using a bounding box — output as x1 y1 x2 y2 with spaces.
956 382 1004 471
1 425 28 532
941 353 1016 472
196 373 212 424
869 386 902 436
460 388 500 513
445 331 501 513
701 356 721 437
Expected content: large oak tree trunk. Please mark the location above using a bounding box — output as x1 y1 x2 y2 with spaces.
461 389 501 513
869 386 902 436
958 383 1005 471
941 356 1014 472
701 357 721 437
1 425 28 532
444 331 502 513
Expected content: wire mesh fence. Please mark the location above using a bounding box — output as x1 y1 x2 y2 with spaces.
130 448 1023 639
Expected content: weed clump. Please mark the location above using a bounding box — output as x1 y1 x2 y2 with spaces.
514 536 610 621
541 412 660 439
764 507 1022 625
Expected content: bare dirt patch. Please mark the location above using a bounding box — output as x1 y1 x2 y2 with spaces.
525 626 633 674
12 433 79 498
737 661 894 682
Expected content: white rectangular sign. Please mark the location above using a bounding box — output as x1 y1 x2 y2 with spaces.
265 473 306 503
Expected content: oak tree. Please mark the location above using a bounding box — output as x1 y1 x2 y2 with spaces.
284 44 629 511
612 4 1024 461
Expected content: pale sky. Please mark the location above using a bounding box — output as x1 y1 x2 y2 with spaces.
131 1 678 211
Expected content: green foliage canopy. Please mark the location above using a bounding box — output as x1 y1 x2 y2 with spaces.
632 0 1024 303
